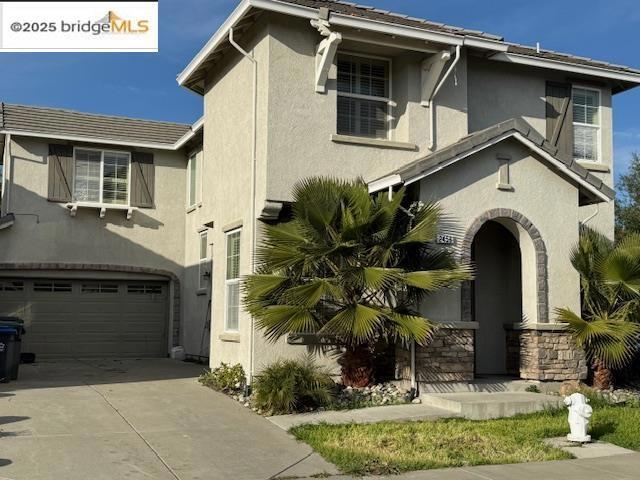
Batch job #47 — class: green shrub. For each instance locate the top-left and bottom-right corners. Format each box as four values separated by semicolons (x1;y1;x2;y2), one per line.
525;385;541;393
254;357;335;415
199;363;246;394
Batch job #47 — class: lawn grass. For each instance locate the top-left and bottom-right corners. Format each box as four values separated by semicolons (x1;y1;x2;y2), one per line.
291;405;640;475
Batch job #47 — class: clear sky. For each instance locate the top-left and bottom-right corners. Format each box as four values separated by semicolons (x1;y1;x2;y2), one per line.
1;0;638;179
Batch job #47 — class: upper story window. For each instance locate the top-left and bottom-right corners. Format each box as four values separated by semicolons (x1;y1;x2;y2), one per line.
572;87;600;162
225;229;241;332
73;148;130;205
199;230;209;290
337;54;391;139
187;153;199;208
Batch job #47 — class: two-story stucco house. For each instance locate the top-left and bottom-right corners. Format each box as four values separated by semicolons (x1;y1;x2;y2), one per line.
1;0;639;390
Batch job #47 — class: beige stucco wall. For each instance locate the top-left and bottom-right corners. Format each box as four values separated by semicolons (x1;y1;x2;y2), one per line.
1;136;186;276
264;13;468;202
467;56;615;237
418;139;582;326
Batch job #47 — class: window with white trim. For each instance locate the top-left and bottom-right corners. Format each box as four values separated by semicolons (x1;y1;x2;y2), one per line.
199;230;210;290
73;148;130;205
225;229;241;332
337;54;391;139
572;87;600;162
187;153;199;208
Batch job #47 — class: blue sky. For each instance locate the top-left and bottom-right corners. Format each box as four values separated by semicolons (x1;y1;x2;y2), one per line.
1;0;638;180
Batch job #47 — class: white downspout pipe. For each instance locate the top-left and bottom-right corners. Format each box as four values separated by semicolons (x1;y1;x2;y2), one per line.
229;28;258;387
427;45;461;150
388;186;417;394
1;134;11;216
581;204;600;226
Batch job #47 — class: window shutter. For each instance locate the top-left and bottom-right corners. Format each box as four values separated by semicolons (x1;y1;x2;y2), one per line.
545;82;573;159
47;144;74;202
130;151;155;208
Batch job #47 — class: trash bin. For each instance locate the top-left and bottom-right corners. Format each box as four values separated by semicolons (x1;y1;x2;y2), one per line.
0;326;19;383
0;317;24;381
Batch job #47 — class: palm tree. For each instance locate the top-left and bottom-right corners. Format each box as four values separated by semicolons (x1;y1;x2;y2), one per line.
555;226;640;389
244;177;472;387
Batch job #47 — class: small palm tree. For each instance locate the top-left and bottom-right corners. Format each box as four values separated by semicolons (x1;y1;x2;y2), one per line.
555;226;640;389
244;177;472;387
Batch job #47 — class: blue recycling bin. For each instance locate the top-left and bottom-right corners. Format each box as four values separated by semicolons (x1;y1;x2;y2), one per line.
0;326;20;383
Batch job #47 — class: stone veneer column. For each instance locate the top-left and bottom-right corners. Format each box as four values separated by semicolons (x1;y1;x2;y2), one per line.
506;325;587;381
395;323;476;383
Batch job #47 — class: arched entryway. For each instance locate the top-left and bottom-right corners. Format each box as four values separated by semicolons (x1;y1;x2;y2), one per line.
472;221;522;375
460;209;548;378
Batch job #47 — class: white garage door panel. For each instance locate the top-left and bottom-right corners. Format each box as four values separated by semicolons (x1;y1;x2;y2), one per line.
0;278;168;358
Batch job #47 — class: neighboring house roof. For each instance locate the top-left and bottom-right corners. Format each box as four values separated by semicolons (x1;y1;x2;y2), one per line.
0;103;200;150
178;0;640;94
368;118;615;205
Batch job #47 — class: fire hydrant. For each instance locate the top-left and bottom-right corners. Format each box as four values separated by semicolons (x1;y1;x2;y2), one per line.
564;392;593;442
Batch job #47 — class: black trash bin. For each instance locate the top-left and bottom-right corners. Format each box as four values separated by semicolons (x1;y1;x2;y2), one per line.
0;317;24;381
0;326;19;383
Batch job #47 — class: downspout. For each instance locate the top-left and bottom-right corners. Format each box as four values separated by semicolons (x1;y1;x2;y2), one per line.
388;186;417;395
1;134;11;217
229;28;258;387
427;45;461;150
580;204;599;226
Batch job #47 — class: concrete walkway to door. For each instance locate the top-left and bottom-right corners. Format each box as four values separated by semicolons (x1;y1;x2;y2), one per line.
0;358;337;480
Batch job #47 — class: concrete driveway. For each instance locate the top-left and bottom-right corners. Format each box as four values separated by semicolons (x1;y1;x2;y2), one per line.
0;358;337;480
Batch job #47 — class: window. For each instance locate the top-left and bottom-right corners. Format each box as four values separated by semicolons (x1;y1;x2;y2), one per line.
33;281;72;293
337;54;391;139
0;280;24;292
572;87;600;162
225;229;241;331
199;231;210;290
127;284;163;295
73;148;130;205
81;283;119;294
187;153;199;208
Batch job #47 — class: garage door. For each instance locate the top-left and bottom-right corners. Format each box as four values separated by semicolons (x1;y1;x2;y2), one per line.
0;278;169;358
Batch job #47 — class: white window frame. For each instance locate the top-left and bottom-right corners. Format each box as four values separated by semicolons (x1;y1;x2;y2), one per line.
72;146;132;206
198;230;209;290
224;228;241;333
336;51;394;141
187;152;199;210
572;85;602;163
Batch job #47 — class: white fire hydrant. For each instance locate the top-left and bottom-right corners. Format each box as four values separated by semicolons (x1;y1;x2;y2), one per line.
564;392;593;442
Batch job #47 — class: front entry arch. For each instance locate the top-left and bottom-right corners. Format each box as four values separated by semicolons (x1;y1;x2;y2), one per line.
460;209;548;376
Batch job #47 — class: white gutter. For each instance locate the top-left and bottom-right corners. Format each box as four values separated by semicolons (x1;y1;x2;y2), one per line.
427;45;461;150
174;116;204;150
228;27;259;386
490;52;640;85
581;204;600;226
1;134;11;216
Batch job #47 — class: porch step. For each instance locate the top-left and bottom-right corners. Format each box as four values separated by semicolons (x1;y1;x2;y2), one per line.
419;392;564;420
420;378;542;394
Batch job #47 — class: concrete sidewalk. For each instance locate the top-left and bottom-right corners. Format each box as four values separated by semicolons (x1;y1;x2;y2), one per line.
0;359;337;480
268;403;458;430
328;453;640;479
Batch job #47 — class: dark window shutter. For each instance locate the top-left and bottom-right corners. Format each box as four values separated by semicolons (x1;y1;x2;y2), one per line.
130;151;155;208
545;82;573;159
47;144;74;202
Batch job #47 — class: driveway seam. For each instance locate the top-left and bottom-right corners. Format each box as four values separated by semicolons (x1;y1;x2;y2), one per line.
83;381;182;480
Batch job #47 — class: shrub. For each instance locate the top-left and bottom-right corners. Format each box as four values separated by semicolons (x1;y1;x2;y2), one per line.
525;385;541;393
253;357;335;415
199;363;246;394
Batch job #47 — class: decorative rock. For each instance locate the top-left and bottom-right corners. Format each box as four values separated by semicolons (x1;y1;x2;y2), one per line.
411;398;422;404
